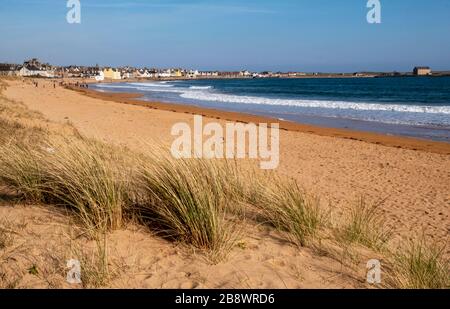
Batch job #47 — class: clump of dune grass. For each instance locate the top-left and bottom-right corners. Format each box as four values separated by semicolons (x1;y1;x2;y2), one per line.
135;155;237;260
0;118;46;145
339;198;391;251
0;118;24;143
217;165;269;207
65;229;116;288
252;179;325;247
199;159;258;217
43;139;130;232
388;238;449;289
0;137;131;233
0;143;46;202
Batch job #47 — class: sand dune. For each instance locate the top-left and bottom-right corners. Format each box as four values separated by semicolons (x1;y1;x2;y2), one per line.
4;79;449;244
1;79;448;288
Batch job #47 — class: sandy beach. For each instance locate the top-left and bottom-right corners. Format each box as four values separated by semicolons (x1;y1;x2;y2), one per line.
5;79;450;241
1;78;449;288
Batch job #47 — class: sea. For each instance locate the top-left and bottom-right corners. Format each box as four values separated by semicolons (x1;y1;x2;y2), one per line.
90;77;450;142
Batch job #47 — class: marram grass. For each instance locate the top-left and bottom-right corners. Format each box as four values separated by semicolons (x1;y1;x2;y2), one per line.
339;198;392;251
0;137;130;232
249;178;325;247
388;238;449;289
135;155;237;260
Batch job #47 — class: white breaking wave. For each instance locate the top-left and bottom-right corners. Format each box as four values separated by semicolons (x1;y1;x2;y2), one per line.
180;91;450;115
127;82;174;88
94;83;175;90
189;86;213;90
93;83;450;115
94;84;133;89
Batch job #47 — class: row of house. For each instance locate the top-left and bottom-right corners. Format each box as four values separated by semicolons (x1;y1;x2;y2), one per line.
0;64;19;76
99;68;170;80
7;58;374;80
97;68;235;80
0;59;57;78
0;63;301;80
1;58;260;80
79;67;256;80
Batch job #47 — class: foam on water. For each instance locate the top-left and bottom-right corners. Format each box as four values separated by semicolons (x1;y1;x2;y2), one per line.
91;81;450;135
189;86;213;90
128;82;174;88
97;82;450;115
179;91;450;114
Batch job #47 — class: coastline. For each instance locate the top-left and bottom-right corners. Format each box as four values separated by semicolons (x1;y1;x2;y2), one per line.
74;86;450;155
3;0;450;290
3;78;450;245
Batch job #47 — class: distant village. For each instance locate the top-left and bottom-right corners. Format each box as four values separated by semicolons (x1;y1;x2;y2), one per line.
0;58;296;80
0;58;447;80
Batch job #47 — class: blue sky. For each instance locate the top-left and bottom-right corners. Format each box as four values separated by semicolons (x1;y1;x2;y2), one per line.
1;0;449;72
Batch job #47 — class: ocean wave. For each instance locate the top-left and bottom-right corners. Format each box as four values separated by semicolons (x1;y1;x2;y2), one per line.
180;91;450;115
93;83;450;115
137;87;187;93
127;82;174;88
189;86;213;90
94;84;133;89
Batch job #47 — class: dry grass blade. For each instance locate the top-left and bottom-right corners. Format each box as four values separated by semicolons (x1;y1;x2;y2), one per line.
0;136;131;233
251;179;325;247
136;155;237;260
339;198;392;251
42;139;130;232
388;237;449;289
0;143;46;202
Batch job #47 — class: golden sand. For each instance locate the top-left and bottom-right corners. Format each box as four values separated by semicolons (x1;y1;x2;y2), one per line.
1;78;448;288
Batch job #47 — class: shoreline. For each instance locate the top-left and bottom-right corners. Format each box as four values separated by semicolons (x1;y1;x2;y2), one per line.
1;78;449;289
72;86;450;155
4;78;449;247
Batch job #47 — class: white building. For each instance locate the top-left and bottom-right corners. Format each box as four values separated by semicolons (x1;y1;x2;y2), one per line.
18;66;55;78
121;71;135;79
93;71;105;81
136;69;151;78
198;71;219;77
158;70;171;78
187;70;199;78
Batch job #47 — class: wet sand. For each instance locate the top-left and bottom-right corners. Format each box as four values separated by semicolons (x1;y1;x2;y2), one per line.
74;86;450;155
